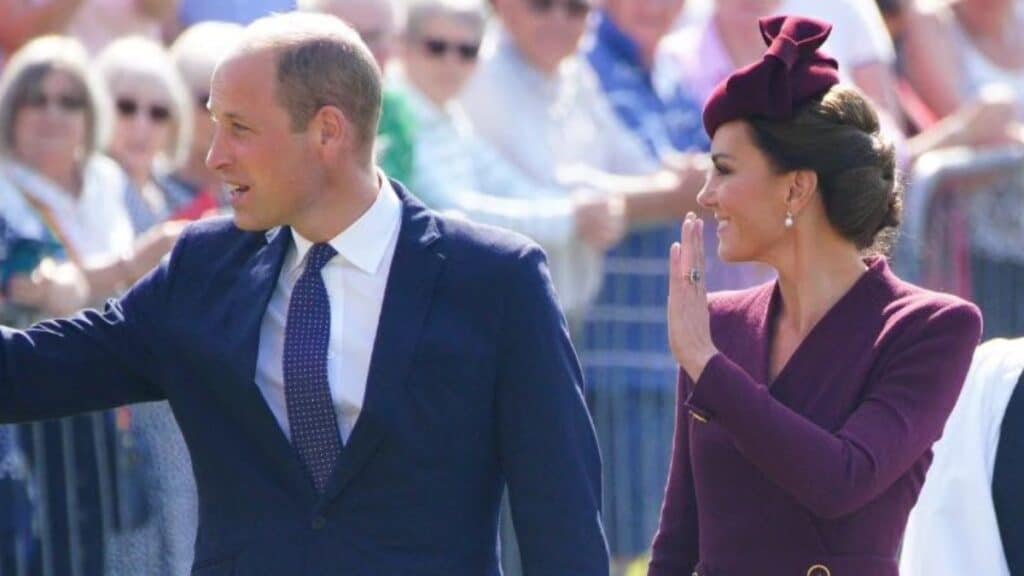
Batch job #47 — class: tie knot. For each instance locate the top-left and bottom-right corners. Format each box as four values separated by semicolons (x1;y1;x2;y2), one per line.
305;243;337;274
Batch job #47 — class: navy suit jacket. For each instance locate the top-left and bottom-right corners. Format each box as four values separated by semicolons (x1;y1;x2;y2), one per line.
0;183;609;575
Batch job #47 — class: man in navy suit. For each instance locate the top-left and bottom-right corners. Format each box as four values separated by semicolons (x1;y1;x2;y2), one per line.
0;12;608;575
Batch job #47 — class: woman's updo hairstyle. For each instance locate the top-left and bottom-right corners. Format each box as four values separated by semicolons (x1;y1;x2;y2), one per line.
749;85;902;252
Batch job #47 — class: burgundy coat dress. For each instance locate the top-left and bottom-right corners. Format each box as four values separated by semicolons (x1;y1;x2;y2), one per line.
649;258;982;576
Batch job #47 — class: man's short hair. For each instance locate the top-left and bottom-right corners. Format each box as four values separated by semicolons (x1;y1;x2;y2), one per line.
242;12;383;150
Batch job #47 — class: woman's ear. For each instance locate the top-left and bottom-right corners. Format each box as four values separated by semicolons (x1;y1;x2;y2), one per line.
786;168;818;216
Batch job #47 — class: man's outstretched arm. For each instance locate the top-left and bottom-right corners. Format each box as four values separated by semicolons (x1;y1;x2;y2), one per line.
0;234;181;423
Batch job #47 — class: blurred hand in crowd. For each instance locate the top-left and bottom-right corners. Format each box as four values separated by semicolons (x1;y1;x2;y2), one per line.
8;259;89;317
573;190;627;251
128;219;188;279
961;86;1024;148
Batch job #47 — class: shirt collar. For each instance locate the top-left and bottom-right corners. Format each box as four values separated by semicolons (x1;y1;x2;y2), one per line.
593;12;646;71
289;173;402;276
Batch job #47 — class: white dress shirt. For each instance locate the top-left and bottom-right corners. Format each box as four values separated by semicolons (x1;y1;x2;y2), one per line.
255;176;402;443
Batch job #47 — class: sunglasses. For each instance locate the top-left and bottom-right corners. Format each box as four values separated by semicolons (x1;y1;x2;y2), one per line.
526;0;592;18
421;38;481;61
22;92;87;113
116;97;171;123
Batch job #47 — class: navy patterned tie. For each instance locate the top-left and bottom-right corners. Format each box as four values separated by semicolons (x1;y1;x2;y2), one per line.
284;242;343;493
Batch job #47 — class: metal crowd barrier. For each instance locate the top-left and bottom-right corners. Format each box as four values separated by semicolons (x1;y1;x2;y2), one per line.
897;146;1024;281
895;145;1024;337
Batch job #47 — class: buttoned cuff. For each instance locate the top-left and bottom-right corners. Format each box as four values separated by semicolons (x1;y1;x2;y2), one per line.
683;352;763;426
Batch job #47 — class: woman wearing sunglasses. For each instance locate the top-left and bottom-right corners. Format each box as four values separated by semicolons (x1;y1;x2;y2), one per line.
97;36;195;237
650;16;981;576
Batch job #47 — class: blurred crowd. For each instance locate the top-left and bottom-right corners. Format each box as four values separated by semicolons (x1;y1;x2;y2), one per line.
0;0;1022;574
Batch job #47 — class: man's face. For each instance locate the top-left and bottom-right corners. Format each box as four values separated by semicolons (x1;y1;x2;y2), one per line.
318;0;396;69
206;50;320;231
493;0;592;75
605;0;685;55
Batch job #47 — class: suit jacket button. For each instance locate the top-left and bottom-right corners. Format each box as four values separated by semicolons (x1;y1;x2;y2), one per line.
806;565;831;576
311;515;327;530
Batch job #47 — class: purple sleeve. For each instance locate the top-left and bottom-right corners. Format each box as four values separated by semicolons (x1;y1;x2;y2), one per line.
685;302;981;519
648;371;699;575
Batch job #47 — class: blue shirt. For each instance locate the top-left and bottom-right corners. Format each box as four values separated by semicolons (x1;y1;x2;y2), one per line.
585;12;708;161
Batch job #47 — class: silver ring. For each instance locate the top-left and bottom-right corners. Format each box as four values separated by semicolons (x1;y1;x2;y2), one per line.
688;268;702;284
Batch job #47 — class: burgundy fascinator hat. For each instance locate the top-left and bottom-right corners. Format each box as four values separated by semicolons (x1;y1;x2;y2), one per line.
702;15;840;138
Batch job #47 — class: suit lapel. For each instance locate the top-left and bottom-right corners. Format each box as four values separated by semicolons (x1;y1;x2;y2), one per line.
217;227;318;505
322;184;444;504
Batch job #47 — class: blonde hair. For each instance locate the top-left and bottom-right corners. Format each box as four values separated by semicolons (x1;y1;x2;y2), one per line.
96;36;194;172
0;35;112;158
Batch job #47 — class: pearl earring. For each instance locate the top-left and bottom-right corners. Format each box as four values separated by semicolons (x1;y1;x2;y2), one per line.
784;211;794;229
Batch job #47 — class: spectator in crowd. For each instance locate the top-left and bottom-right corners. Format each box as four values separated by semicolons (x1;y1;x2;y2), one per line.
578;0;757;565
651;17;981;574
397;0;624;258
66;0;178;54
901;337;1024;576
462;0;706;325
94;35;200;576
0;35;179;576
298;0;418;184
97;36;194;234
899;0;1024;337
167;21;245;217
0;0;83;63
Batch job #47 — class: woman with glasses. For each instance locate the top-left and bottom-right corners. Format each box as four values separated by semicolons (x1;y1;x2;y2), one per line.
0;35;180;576
97;36;195;236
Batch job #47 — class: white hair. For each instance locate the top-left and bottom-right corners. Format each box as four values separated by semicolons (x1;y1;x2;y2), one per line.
96;36;194;173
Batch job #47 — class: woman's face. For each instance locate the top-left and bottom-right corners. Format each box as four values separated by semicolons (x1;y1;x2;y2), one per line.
697;120;793;263
403;15;483;105
107;73;174;180
12;69;89;171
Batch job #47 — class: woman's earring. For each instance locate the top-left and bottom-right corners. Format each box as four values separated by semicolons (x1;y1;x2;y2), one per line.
784;211;794;229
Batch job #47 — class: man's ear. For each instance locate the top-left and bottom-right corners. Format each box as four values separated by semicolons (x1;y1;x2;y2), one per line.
310;105;354;155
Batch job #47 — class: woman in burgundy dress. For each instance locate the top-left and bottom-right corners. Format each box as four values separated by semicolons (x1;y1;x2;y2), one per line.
649;15;982;576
